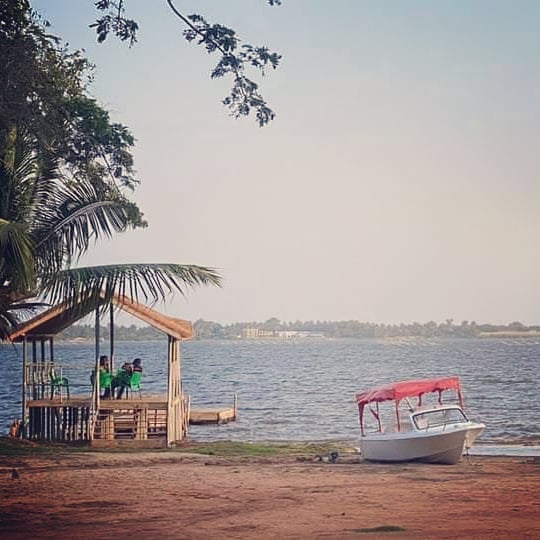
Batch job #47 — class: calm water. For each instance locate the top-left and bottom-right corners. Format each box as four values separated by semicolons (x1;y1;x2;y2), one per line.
0;338;539;445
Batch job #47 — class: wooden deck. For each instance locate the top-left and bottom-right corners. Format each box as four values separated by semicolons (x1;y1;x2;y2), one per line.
27;395;237;425
189;407;237;425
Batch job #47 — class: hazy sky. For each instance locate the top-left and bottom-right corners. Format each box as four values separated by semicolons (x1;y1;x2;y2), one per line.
34;1;539;325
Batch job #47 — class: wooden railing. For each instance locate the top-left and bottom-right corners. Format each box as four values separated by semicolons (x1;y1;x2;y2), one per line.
24;362;69;400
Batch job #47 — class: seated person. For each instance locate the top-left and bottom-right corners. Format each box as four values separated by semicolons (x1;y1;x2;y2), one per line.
116;359;142;399
132;358;143;374
91;355;112;398
99;356;113;398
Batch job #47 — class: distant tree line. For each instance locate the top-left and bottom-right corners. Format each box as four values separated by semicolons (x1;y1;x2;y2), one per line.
59;324;162;341
194;318;540;339
58;318;540;341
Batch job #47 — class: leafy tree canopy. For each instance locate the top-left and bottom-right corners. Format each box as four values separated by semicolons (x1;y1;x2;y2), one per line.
0;0;142;200
0;1;221;339
91;0;282;126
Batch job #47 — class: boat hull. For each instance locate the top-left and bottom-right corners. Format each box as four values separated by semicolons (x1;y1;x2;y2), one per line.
360;423;485;465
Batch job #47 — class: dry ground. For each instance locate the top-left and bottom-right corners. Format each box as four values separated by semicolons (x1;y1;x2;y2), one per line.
1;451;539;539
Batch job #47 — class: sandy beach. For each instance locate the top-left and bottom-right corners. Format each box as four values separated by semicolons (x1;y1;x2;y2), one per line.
0;449;539;539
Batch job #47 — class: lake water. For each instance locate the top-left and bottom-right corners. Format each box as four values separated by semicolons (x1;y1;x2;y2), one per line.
0;337;539;447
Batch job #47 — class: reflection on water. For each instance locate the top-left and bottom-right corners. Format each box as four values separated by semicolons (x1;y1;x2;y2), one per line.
0;338;539;445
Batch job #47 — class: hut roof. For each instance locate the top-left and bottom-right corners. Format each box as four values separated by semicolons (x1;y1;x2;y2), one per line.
8;294;194;342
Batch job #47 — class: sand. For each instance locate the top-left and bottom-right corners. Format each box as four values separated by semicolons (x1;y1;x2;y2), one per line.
0;451;539;539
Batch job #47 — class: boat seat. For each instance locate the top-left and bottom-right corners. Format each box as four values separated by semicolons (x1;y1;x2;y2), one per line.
395;416;413;432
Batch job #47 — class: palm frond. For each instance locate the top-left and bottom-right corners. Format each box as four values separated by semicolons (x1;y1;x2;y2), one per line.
0;133;38;222
40;263;222;312
0;220;35;292
0;300;46;341
0;308;20;341
33;177;135;273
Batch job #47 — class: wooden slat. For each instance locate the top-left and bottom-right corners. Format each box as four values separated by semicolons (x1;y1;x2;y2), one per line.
189;407;237;425
27;396;237;431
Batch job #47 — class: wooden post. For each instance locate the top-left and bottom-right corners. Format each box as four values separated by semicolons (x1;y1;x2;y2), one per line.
95;307;100;399
40;339;45;400
21;337;27;438
166;335;183;446
166;336;173;446
103;412;114;440
135;407;148;440
109;302;115;372
184;394;191;437
40;339;46;436
32;340;37;400
179;338;185;441
90;308;101;441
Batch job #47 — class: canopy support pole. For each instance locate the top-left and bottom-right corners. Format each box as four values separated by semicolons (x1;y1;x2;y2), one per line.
21;337;27;437
93;308;100;412
109;302;115;372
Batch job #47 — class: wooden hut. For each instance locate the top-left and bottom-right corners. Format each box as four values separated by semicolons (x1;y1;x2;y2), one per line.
8;294;194;448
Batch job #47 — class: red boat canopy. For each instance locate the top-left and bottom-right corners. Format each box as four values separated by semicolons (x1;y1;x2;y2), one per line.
356;377;463;434
356;377;462;407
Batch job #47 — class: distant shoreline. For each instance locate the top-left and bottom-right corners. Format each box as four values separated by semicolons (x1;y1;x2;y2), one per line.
477;330;540;338
53;320;540;342
53;332;540;343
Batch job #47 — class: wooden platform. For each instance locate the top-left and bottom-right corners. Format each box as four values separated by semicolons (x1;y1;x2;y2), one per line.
27;395;237;425
189;407;237;425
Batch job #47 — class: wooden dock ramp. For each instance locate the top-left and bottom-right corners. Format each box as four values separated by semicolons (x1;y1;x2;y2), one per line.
190;393;238;425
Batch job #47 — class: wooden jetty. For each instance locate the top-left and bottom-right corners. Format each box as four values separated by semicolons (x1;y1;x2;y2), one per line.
25;394;237;447
189;394;238;425
8;293;237;448
22;391;238;448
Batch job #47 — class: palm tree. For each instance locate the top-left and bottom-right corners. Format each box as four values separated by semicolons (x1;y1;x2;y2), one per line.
0;4;221;340
0;130;221;340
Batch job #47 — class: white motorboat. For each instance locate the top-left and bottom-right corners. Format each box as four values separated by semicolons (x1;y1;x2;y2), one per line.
356;377;485;465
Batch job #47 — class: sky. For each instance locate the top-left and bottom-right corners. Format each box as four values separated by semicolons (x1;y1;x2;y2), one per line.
33;1;540;325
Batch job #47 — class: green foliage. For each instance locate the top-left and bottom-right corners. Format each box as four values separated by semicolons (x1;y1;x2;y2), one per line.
0;1;141;209
174;440;353;457
91;0;282;126
42;263;221;315
191;319;540;340
59;323;162;342
0;437;352;458
0;128;222;337
91;0;140;46
61;95;138;191
0;436;76;456
59;319;539;342
0;3;222;339
0;130;140;311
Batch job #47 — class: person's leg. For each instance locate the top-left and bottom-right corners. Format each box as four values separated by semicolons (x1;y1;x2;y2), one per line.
116;385;125;399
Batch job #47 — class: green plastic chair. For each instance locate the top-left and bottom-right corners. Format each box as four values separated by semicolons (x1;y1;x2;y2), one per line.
128;371;142;398
99;371;114;398
50;370;69;399
114;368;131;399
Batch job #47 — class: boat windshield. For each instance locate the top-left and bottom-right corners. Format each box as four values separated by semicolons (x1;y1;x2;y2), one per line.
412;407;469;430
